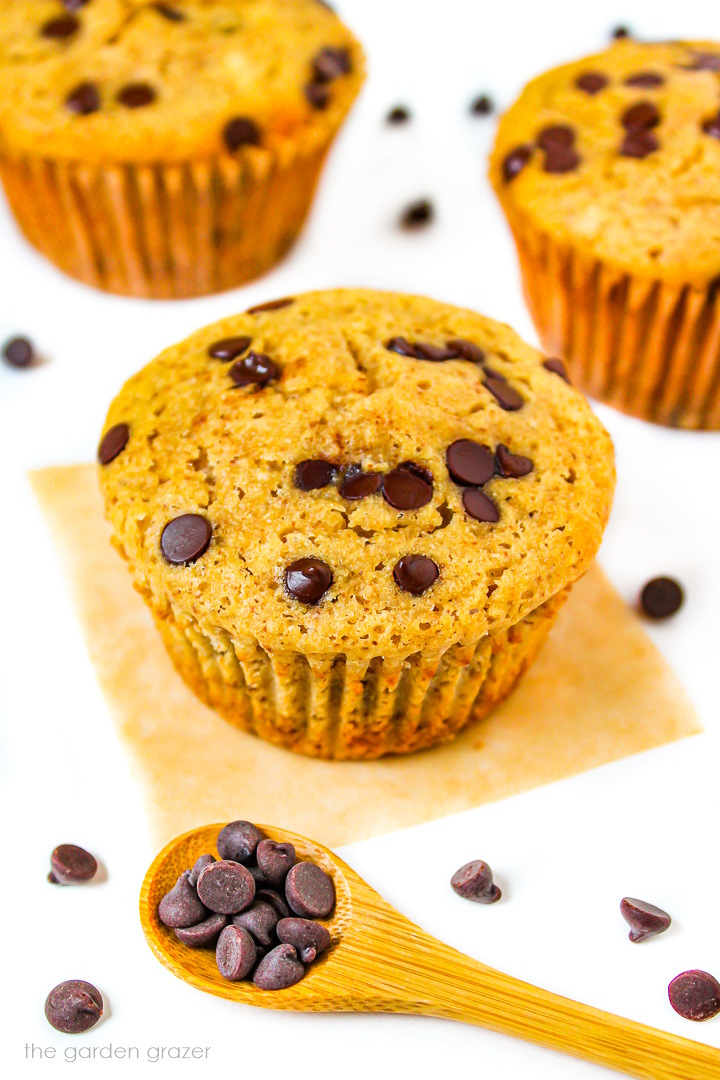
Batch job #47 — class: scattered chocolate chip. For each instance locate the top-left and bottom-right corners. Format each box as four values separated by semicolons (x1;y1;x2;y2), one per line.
543;357;570;382
247;297;294;314
612;25;630;39
537;124;575;150
196;860;256;915
339;466;382;500
175;912;227;947
65;81;100;115
575;72;609;94
683;52;720;72
216;925;257;980
502;145;533;182
385;336;418;357
45;981;103;1034
277;917;331;963
257;888;291;919
399;198;434;229
701;111;720;139
97;422;129;465
621;129;659;157
285;558;333;604
625;72;665;88
188;854;216;888
312;47;351;81
285;862;335;918
158;873;209;928
217;821;263;864
668;971;720;1021
117;83;156;108
483;376;524;410
223;117;261;152
62;0;90;9
393;554;439;595
50;844;98;885
543;145;581;174
41;16;79;39
470;94;494;116
257;840;296;887
160;514;212;565
229;351;279;388
253;943;304;989
413;342;460;361
294;460;336;490
495;444;533;478
622;101;660;130
208;335;252;361
446;338;485;363
639;576;684;619
233;900;280;947
462;488;499;523
386;104;410;124
305;81;330;109
446;439;494;486
382;462;433;510
153;2;186;20
2;336;34;368
620;897;672;943
451;860;501;904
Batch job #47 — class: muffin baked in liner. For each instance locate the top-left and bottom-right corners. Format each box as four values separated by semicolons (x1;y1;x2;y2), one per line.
99;290;615;760
0;1;363;299
491;39;720;430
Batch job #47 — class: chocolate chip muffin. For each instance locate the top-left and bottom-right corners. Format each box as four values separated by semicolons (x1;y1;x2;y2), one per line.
0;1;363;298
98;289;615;759
491;38;720;429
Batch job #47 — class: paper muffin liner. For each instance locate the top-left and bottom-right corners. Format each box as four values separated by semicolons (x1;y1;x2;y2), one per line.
148;585;571;761
0;122;334;299
503;206;720;430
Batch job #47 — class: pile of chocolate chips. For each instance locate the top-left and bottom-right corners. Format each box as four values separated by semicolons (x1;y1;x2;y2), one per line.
158;821;335;990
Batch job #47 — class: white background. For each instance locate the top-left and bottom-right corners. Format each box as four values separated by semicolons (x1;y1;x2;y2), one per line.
1;1;719;1075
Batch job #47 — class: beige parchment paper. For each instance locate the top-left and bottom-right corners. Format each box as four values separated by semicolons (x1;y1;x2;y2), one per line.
31;464;701;850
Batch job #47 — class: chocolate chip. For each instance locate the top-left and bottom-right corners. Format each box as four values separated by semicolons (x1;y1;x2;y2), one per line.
229;351;279;387
153;2;186;20
622;101;660;130
399;198;434;229
575;72;608;94
2;336;34;368
50;844;97;885
277;917;331;963
621;130;659;157
41;16;79;39
543;145;581;173
45;981;103;1034
233;899;280;947
683;52;720;72
217;820;263;864
312;47;352;81
543;357;570;382
462;488;499;523
483;376;524;410
65;81;100;115
175;913;227;947
451;860;501;904
502;145;533;182
294;460;336;490
158;873;209;928
256;840;296;886
223;117;261;152
495;444;533;478
620;897;671;943
197;860;256;915
382;463;433;510
393;554;439;595
413;342;460;361
97;422;129;465
385;336;418;357
216;925;257;980
387;105;411;124
188;854;216;888
639;576;684;619
285;558;333;604
446;338;485;363
160;514;212;565
612;25;630;39
257;888;291;919
117;83;156;108
253;944;305;989
305;81;331;109
537;124;575;150
208;335;252;361
668;971;720;1021
285;862;335;918
625;72;665;88
339;466;382;500
246;297;294;314
62;0;90;8
446;439;494;486
470;94;494;116
702;111;720;139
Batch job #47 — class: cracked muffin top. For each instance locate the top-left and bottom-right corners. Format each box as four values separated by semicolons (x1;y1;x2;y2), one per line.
98;289;615;659
0;0;363;163
491;38;720;286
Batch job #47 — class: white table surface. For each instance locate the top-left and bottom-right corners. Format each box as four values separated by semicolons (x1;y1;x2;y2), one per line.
2;1;719;1075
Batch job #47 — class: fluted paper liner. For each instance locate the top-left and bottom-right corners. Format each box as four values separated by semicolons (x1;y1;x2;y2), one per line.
31;465;700;847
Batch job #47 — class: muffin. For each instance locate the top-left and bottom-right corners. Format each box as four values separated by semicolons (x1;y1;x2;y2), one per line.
98;289;615;760
491;38;720;429
0;1;363;298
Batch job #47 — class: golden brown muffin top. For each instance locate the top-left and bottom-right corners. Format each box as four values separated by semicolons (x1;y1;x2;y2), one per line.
0;0;363;163
491;39;720;286
99;290;615;660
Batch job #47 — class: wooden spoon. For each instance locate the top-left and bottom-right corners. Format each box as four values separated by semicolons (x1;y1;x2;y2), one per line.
140;824;720;1079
